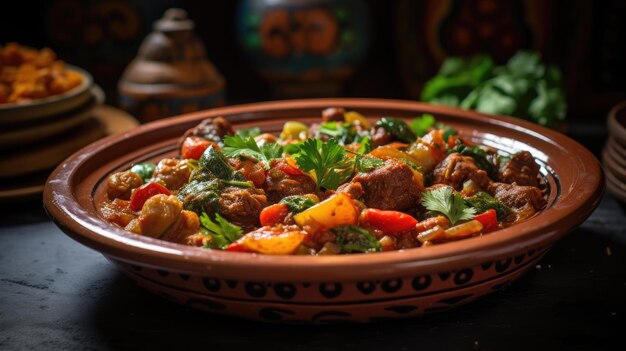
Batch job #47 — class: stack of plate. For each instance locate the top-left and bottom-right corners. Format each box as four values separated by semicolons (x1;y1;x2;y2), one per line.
603;101;626;203
0;66;139;201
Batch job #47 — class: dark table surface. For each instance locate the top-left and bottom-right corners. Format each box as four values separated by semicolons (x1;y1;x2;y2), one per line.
1;121;625;351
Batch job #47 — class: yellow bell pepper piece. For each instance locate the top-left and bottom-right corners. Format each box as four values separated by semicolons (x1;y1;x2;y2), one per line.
280;121;309;141
241;230;306;255
293;193;358;230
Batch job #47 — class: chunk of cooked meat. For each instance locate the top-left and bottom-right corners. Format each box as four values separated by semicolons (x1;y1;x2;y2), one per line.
322;107;345;122
499;151;541;187
138;194;183;238
488;182;546;221
263;160;316;203
432;153;490;190
106;170;144;200
343;160;423;211
152;158;192;190
100;199;136;227
179;116;234;145
219;186;267;227
336;181;364;200
228;158;266;187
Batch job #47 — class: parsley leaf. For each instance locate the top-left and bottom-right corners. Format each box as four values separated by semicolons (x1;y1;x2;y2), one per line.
222;135;283;168
292;138;353;190
200;212;243;250
421;187;475;225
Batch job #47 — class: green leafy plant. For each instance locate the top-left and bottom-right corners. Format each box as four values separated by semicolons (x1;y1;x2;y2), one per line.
422;51;566;128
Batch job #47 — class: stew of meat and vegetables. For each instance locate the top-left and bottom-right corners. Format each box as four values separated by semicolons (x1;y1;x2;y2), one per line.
99;109;546;255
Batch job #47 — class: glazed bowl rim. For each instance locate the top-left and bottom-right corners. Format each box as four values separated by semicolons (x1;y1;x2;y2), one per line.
44;98;604;281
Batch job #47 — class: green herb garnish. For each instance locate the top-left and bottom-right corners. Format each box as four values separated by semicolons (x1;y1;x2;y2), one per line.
465;192;510;221
291;138;353;190
422;187;475;225
222;135;283;168
200;212;243;250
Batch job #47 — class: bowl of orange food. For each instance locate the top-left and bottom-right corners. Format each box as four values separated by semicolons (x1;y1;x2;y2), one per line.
0;43;93;124
44;99;604;323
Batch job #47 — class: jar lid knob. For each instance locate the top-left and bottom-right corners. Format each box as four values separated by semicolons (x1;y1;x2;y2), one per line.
154;8;194;32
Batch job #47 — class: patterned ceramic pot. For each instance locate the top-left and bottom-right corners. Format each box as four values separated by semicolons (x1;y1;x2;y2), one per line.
236;0;368;97
44;99;603;323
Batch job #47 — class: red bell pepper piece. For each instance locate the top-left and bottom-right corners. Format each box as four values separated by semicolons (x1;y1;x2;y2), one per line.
359;208;418;233
473;209;499;233
259;203;290;226
129;182;171;211
276;159;305;176
181;136;214;160
225;242;252;252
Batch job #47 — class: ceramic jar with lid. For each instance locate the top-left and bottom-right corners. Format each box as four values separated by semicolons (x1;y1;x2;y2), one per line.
118;8;225;122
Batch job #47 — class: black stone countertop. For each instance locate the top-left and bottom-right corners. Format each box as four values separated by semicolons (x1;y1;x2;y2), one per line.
1;121;625;350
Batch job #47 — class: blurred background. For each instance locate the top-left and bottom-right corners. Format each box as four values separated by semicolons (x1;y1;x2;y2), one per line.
1;0;624;119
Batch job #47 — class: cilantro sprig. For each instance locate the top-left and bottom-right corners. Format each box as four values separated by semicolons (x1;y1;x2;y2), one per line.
200;212;243;250
222;135;283;168
422;187;475;225
291;138;353;190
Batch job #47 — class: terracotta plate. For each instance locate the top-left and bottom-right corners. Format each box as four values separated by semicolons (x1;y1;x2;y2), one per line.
44;99;604;323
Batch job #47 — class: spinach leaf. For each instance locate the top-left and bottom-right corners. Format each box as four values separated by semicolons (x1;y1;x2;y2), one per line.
331;225;382;253
177;179;221;214
375;117;416;143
